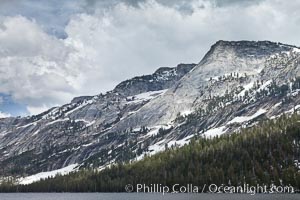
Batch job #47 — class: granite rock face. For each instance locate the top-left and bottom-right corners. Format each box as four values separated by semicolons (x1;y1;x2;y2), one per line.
113;63;196;96
1;40;300;179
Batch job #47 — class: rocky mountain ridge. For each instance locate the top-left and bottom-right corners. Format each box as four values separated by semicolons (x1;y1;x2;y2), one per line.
1;40;300;184
0;62;195;179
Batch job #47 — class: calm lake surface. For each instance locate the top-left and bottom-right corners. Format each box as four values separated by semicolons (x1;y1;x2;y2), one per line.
0;193;299;200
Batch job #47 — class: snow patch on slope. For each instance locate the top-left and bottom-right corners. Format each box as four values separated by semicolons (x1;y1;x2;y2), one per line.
65;99;95;116
167;134;195;147
18;164;78;185
135;133;196;161
180;110;193;116
46;118;69;126
238;82;254;97
256;80;272;93
293;48;300;53
202;126;227;138
126;89;168;104
228;109;267;124
285;105;300;114
142;124;173;137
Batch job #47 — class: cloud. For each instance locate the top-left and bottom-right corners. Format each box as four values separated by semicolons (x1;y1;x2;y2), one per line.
0;16;77;114
27;105;50;116
62;0;300;90
0;111;11;118
0;0;265;38
0;0;299;115
0;0;85;38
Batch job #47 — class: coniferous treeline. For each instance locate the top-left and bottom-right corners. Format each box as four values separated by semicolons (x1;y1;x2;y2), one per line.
1;113;300;192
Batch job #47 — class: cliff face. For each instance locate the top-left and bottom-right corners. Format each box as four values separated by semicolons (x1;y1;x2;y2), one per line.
1;40;300;182
0;62;195;176
113;63;196;96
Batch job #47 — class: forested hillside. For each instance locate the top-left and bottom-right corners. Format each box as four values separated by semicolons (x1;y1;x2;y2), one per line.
1;113;300;192
1;41;300;180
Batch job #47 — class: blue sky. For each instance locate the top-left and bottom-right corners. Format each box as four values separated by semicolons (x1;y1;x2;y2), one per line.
0;93;28;116
0;0;299;117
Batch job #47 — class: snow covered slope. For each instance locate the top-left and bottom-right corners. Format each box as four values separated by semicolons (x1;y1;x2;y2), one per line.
110;41;296;129
1;40;300;182
0;63;195;177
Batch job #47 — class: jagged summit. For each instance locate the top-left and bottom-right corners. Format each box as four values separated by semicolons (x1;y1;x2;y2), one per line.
71;96;93;104
212;40;296;49
63;64;196;108
110;40;300;130
1;40;300;183
215;40;279;46
200;40;294;66
113;63;196;96
154;63;196;74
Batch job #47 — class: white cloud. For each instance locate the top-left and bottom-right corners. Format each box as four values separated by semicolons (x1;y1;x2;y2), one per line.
27;105;50;115
0;0;299;115
63;0;300;93
0;16;78;114
0;111;11;118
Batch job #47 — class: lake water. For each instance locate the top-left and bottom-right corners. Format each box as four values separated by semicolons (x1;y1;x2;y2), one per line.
0;193;299;200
